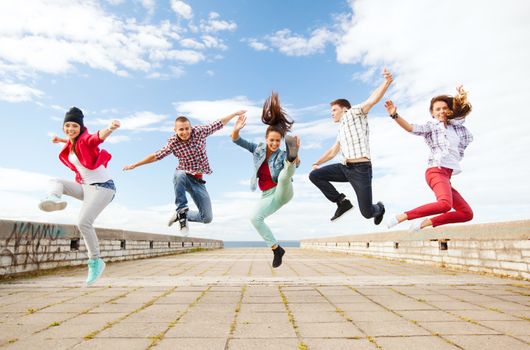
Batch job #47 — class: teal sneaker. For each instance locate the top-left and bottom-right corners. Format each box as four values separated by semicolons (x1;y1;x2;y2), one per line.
86;258;106;286
38;195;67;212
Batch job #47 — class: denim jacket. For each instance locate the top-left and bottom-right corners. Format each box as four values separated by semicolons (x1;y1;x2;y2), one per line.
233;136;287;191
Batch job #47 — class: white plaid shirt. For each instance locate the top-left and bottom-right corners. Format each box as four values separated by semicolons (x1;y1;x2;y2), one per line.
337;105;371;161
411;118;473;173
154;120;223;175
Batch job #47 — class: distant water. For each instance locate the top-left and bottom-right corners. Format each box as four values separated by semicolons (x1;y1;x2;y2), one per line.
223;240;300;248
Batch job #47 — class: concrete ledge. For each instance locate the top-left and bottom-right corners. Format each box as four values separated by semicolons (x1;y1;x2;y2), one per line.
0;219;223;278
301;220;530;280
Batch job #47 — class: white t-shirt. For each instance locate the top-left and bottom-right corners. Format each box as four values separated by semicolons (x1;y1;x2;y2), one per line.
440;125;461;173
68;152;111;184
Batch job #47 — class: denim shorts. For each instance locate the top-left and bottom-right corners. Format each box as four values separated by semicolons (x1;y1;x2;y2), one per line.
91;179;116;191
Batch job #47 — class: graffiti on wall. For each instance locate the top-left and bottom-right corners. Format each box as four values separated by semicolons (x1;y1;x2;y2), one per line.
0;221;69;270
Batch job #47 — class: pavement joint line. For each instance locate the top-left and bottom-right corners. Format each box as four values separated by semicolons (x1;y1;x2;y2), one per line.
278;285;308;350
0;285;78;310
82;286;178;341
314;286;381;349
147;285;212;349
224;284;247;350
351;286;466;350
394;286;530;347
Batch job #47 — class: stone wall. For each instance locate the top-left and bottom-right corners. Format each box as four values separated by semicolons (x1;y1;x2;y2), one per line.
301;220;530;280
0;219;223;277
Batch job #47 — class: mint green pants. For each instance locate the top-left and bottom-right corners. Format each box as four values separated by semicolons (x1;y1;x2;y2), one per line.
250;160;296;247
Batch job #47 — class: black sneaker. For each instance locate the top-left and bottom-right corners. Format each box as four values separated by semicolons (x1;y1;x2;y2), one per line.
284;135;298;162
330;199;353;221
178;210;189;236
272;245;285;268
374;201;385;225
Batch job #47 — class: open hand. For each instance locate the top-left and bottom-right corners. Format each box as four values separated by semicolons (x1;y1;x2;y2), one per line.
122;164;135;171
384;100;396;115
234;115;247;131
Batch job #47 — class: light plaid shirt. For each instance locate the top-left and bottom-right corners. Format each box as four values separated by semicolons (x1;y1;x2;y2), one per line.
337;105;371;161
154;120;223;175
411;118;473;173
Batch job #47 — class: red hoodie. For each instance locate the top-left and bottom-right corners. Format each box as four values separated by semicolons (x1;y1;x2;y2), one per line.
59;128;112;184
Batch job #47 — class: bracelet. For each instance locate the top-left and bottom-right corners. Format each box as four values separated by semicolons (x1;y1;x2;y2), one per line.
390;112;399;119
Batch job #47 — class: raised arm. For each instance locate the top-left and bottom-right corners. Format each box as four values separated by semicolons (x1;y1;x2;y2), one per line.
123;154;158;171
231;114;246;141
361;68;393;114
384;100;413;132
311;142;340;170
98;120;120;141
220;110;247;126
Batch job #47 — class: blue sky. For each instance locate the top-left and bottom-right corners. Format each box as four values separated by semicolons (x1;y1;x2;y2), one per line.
1;0;529;241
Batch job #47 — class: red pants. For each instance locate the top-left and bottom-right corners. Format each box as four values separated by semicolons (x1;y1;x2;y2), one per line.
406;167;473;227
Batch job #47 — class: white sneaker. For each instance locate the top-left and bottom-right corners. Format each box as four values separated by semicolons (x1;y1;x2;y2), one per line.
38;195;67;212
168;212;178;227
409;221;422;233
386;215;399;229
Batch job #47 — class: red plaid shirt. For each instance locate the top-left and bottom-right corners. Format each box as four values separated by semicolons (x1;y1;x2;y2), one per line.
154;120;223;175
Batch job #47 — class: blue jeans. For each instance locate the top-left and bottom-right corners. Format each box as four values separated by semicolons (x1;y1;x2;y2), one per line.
173;170;212;223
309;162;382;219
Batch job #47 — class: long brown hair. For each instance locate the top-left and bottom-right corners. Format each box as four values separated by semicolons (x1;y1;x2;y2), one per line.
429;94;472;120
261;92;293;137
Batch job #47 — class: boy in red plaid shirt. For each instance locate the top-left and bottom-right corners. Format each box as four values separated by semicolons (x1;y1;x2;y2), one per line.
124;110;246;234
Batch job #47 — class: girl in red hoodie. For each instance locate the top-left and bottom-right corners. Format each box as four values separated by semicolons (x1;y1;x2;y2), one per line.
39;107;120;286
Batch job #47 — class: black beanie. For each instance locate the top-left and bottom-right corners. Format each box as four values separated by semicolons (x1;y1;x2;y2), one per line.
64;107;84;128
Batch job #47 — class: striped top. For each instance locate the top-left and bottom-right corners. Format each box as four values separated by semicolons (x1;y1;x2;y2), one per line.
337;105;370;161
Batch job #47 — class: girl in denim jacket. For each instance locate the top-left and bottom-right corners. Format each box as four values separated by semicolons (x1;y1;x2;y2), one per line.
231;92;300;268
39;107;120;286
384;86;474;231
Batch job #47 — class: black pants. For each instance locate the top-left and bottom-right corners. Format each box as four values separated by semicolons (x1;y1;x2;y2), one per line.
309;162;381;219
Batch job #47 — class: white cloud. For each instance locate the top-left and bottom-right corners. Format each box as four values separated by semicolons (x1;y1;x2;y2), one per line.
0;0;232;96
244;39;270;52
267;28;337;56
0;81;43;102
140;0;156;16
92;111;169;131
199;12;237;33
171;0;193;20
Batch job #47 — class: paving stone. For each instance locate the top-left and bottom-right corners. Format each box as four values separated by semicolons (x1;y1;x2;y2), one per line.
237;311;289;324
345;310;403;322
375;335;460;350
445;335;530;350
3;337;81;350
73;338;152;349
95;321;169;338
302;338;378;350
479;320;530;335
355;320;431;337
165;321;232;338
153;337;227;350
418;321;500;335
233;322;296;338
396;310;460;322
227;338;299;350
297;322;364;338
291;311;345;323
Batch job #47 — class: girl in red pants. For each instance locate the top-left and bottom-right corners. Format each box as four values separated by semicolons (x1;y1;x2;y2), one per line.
384;86;474;231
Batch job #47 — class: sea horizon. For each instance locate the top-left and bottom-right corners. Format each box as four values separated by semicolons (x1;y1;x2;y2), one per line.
223;240;300;248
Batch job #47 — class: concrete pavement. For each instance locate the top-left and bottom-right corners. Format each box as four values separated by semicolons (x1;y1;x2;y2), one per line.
1;248;529;349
